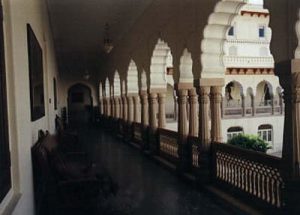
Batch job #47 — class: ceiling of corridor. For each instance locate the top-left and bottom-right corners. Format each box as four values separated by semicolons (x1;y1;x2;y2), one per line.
46;0;153;75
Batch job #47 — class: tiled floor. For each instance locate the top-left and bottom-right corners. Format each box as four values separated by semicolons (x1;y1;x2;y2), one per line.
78;125;242;215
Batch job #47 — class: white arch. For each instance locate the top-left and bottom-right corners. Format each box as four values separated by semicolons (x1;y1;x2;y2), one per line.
201;0;273;78
295;9;300;59
105;78;110;97
222;80;244;97
255;80;274;100
127;60;139;94
140;70;147;91
179;48;193;84
113;71;121;97
150;38;172;89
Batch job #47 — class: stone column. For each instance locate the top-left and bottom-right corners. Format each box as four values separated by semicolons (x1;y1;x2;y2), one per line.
251;95;256;116
177;89;188;138
118;97;122;118
149;93;158;129
271;98;275;115
110;98;115;118
241;95;246;117
210;86;223;143
122;96;127;121
221;97;224;118
279;94;284;115
99;98;103;115
276;60;300;179
275;61;300;215
127;96;134;123
133;96;141;123
149;93;158;152
106;98;111;116
197;86;210;150
177;89;190;172
140;92;149;126
158;93;166;128
114;97;120;118
189;88;198;137
102;98;106;116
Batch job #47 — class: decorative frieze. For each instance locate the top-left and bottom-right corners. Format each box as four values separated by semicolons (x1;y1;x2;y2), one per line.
226;68;274;75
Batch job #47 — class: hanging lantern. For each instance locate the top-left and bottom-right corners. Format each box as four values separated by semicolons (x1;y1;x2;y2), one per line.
103;23;113;53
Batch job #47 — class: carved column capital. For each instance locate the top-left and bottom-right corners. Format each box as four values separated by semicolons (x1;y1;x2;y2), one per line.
149;93;158;105
188;88;198;104
177;89;188;105
197;86;210;104
210;86;223;103
140;93;148;104
158;93;166;103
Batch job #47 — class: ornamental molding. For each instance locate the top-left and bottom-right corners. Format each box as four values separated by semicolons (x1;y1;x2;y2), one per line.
226;68;274;75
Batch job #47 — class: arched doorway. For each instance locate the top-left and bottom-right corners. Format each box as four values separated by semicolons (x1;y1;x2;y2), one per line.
67;83;93;125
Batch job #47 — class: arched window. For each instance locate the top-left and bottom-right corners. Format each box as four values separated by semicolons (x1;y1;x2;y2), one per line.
228;26;234;36
258;124;273;144
259;26;265;38
225;81;243;107
256;81;273;106
227;127;244;140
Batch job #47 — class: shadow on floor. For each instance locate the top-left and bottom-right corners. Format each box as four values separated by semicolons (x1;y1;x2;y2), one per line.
76;125;245;215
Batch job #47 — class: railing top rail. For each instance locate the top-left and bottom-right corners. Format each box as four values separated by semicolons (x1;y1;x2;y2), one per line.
188;136;200;144
132;122;142;127
212;142;282;168
158;128;179;137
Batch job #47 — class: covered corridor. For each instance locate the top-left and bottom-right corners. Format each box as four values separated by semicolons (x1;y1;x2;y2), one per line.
1;0;300;214
78;125;237;215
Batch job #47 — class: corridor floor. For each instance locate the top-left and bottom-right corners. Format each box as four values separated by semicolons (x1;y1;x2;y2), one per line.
78;125;243;215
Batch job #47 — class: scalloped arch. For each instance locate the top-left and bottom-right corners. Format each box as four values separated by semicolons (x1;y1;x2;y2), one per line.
127;60;139;94
140;70;147;91
113;71;121;97
150;38;172;89
179;48;193;84
201;0;272;78
105;78;110;97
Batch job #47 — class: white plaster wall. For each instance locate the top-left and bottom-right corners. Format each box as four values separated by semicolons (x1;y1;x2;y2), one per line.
223;11;274;68
0;0;61;214
221;115;284;153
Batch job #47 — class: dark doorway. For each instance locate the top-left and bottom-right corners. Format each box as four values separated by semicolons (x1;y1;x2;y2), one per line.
67;84;93;125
